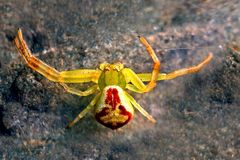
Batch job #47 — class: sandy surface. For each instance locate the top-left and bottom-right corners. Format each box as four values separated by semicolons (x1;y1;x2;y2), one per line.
0;0;240;159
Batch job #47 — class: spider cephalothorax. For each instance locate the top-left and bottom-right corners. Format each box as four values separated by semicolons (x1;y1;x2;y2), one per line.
98;63;126;90
14;29;212;130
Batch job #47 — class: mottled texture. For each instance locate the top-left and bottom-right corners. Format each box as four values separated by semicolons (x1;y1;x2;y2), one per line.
0;0;240;159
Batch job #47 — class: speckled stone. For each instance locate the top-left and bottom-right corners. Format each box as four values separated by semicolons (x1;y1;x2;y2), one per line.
0;0;240;159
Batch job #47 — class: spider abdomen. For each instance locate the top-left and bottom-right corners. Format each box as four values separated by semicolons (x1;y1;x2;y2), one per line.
95;85;134;129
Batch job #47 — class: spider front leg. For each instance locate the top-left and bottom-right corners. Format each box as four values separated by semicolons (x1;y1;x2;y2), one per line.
14;28;101;84
66;93;101;128
137;53;213;81
138;36;160;92
122;36;160;93
14;29;60;81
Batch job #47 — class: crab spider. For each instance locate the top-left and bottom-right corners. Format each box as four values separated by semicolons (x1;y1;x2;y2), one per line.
14;29;213;130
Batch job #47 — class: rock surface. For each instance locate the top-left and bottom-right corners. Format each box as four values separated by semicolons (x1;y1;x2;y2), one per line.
0;0;240;159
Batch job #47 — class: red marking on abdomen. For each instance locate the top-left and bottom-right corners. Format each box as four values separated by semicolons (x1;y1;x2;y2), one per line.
95;105;133;130
95;87;133;129
118;105;133;126
105;88;120;109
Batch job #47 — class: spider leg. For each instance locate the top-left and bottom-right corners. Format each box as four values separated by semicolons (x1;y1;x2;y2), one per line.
137;53;213;81
14;29;60;81
14;28;101;83
59;70;100;83
122;68;148;93
138;36;160;92
124;92;156;123
60;83;99;96
121;37;160;93
66;93;101;128
125;84;146;93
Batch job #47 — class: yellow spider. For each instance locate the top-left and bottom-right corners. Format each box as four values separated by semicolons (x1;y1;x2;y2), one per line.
14;29;213;130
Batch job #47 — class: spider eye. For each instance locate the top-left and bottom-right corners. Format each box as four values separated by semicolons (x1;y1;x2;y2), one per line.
113;63;124;71
99;63;109;70
105;66;111;71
